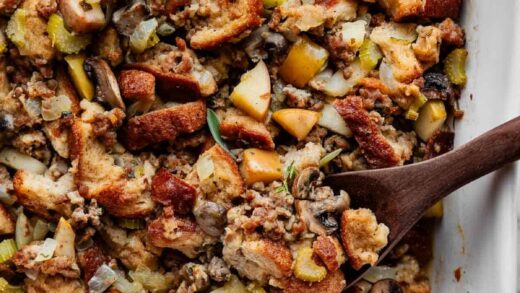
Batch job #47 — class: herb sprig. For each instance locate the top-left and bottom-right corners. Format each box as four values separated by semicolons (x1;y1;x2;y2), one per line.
207;109;237;160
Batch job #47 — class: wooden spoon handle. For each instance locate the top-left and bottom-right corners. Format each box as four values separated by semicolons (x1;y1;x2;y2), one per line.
422;116;520;205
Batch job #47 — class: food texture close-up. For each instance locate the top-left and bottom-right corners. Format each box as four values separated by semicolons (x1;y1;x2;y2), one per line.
0;0;470;292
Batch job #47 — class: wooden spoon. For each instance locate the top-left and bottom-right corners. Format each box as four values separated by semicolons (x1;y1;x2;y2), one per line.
324;116;520;288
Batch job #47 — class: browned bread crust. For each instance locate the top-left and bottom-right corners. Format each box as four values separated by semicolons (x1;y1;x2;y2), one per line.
189;0;263;50
220;111;275;150
281;269;346;293
334;97;400;168
118;69;155;101
151;168;196;214
121;100;206;151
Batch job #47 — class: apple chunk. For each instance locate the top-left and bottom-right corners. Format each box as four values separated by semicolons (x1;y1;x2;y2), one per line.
273;109;320;141
240;148;283;185
229;60;271;121
318;104;352;137
414;100;447;141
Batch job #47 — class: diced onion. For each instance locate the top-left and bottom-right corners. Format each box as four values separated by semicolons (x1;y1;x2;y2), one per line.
157;22;175;36
363;266;397;283
34;238;57;262
112;271;142;293
0;148;47;174
24;269;39;280
129;266;174;291
32;220;50;241
320;59;370;97
130;18;159;54
22;98;42;118
0;239;17;263
0;185;17;206
41;95;72;121
196;155;215;181
15;211;33;248
339;20;367;52
379;60;399;92
88;264;118;293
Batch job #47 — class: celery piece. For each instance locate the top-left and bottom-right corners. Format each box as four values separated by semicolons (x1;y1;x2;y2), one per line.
444;48;468;86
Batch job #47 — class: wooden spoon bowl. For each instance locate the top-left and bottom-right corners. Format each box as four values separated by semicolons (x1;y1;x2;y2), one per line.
325;116;520;288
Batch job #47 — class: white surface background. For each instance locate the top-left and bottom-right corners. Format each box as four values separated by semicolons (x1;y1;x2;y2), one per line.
429;0;520;292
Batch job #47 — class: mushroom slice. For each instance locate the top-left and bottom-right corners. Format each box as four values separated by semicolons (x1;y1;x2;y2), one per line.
370;279;403;293
59;0;106;33
84;57;125;110
291;167;321;199
112;0;149;36
295;191;350;235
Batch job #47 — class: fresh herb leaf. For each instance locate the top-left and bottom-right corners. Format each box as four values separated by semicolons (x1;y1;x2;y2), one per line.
207;109;237;160
276;161;297;194
319;149;343;168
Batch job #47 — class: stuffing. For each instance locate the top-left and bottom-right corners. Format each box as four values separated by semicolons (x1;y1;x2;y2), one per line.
283;85;311;109
69;119;155;217
382;125;417;165
222;230;293;283
370;22;423;83
334;96;401;168
148;208;216;258
437;18;465;47
43;67;81;159
412;25;442;67
12;130;50;163
188;0;263;50
312;235;346;272
13;0;55;64
118;69;156;101
13;171;75;219
185;145;245;209
424;130;454;160
207;257;231;282
0;0;20;14
121;99;206;151
270;0;357;35
77;244;109;283
282;142;325;173
128;40;217;100
177;262;210;292
94;26;123;67
151;168;196;214
99;223;158;270
0;203;14;235
376;0;422;21
340;208;389;270
219;109;275;150
25;275;85;293
281;269;346;293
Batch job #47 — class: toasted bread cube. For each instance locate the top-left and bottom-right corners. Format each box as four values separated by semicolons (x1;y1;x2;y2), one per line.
151;168;196;214
121;100;206;151
422;0;462;19
340;209;389;270
220;109;275;150
118;70;156;101
189;0;263;49
187;145;245;208
148;211;215;258
13;171;75;220
312;235;346;272
240;149;283;186
223;231;293;283
377;0;423;21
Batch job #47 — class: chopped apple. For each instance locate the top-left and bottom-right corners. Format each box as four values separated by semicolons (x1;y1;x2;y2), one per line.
414;100;447;141
229;60;271;121
272;109;320;141
53;218;75;258
64;54;94;101
240;148;283;185
318;104;352;137
279;37;329;88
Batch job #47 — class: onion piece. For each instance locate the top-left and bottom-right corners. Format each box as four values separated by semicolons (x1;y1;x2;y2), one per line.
34;238;57;262
339;20;367;52
321;59;370;97
128;266;174;291
196;155;215;181
112;271;142;293
0;185;16;206
32;220;49;241
379;60;399;93
88;264;118;293
130;18;158;53
41;95;72;121
363;265;398;283
15;211;33;249
0;148;47;174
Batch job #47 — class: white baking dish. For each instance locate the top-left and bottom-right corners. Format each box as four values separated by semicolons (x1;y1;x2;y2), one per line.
430;0;520;292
